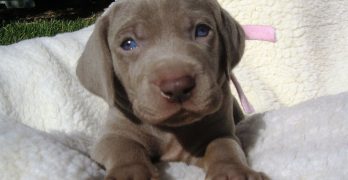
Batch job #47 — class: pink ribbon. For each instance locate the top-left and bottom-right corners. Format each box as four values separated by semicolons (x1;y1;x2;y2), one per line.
230;73;255;114
242;25;277;42
231;25;276;114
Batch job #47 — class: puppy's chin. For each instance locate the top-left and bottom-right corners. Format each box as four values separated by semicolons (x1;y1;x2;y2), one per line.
132;92;223;127
159;110;205;127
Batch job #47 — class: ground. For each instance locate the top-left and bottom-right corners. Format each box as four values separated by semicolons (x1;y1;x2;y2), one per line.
0;0;112;26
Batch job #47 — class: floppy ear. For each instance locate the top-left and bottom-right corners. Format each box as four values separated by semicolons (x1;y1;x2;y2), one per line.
76;10;139;122
76;15;116;105
218;8;245;77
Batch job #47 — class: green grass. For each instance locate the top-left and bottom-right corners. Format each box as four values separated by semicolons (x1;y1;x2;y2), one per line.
0;17;97;45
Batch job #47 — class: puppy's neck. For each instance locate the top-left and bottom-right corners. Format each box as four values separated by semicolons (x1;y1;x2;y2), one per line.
152;92;235;165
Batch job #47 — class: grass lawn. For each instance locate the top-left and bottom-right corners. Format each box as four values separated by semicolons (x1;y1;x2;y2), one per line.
0;17;97;45
0;16;97;45
0;1;110;45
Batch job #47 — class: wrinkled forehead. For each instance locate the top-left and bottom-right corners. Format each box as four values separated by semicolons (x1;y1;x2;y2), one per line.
107;0;221;32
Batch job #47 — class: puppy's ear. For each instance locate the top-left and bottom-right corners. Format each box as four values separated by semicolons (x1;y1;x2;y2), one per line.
76;15;116;105
218;8;245;77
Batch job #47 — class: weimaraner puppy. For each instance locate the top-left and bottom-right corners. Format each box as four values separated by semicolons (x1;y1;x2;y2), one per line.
77;0;267;179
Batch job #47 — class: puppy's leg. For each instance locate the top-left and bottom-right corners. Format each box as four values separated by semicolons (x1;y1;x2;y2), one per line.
92;134;159;180
203;137;268;180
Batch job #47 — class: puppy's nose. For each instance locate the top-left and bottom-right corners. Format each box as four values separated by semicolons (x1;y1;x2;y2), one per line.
159;75;196;103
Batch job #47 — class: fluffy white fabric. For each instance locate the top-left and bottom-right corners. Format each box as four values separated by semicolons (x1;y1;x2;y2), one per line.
0;0;347;179
221;0;348;112
237;92;348;179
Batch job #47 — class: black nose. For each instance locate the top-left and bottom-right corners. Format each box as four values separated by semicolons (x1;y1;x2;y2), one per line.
159;75;196;103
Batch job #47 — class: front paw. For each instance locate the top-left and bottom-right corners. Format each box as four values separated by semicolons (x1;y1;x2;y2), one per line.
105;163;159;180
205;163;268;180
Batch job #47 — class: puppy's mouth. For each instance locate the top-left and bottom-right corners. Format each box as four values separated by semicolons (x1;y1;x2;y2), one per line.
133;96;222;127
141;107;204;127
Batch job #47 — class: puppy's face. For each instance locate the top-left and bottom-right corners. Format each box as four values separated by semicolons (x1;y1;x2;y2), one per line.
77;0;245;127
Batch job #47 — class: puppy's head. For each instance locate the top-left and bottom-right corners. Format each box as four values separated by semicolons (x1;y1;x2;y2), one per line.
77;0;245;127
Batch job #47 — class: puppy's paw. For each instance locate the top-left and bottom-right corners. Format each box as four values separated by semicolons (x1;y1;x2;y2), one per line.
205;163;268;180
105;163;159;180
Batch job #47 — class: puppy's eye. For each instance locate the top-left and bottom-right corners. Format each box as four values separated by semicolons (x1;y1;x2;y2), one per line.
195;24;211;38
121;38;137;51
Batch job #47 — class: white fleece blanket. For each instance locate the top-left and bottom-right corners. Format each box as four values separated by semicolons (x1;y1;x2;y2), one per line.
1;0;348;179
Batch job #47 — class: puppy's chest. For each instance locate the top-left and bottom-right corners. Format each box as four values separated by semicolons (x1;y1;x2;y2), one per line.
159;133;200;165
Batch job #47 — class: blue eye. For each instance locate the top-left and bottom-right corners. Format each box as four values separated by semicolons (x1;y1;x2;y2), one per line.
195;24;211;37
121;38;137;51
